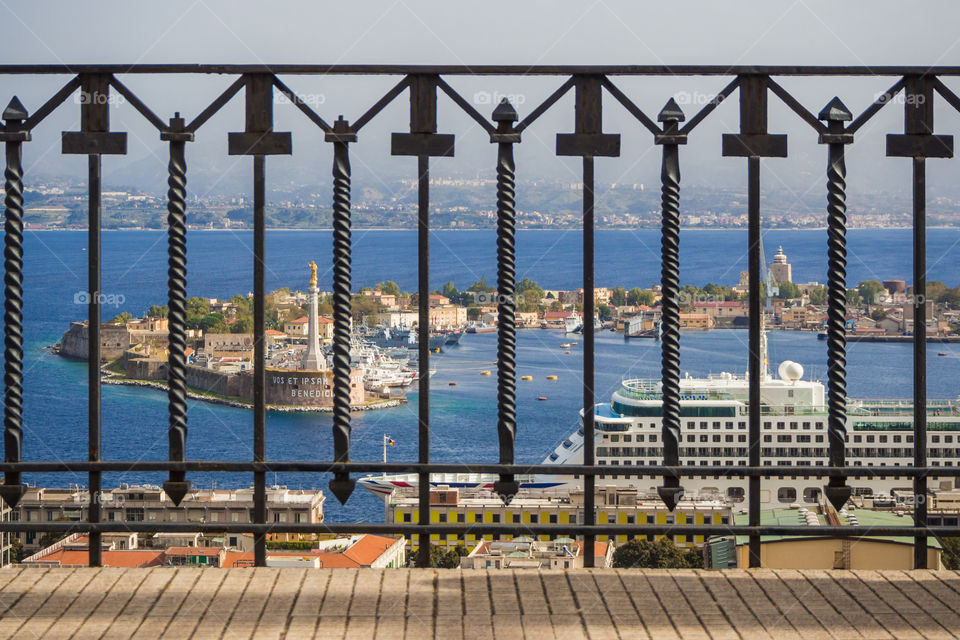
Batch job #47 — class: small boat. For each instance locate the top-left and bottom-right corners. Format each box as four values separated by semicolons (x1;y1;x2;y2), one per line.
546;375;557;381
560;343;572;348
565;351;571;354
481;371;491;376
448;381;457;386
537;396;548;401
521;375;532;381
938;352;948;356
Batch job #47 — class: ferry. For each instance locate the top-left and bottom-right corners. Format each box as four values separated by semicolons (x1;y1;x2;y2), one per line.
466;322;497;334
358;332;960;507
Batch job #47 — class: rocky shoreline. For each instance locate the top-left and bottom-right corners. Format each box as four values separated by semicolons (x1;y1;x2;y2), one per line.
101;373;406;413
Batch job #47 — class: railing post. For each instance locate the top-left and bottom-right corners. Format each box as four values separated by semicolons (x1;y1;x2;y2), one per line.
0;98;30;511
818;98;854;512
228;73;292;567
557;75;620;567
62;73;127;567
722;75;786;568
654;98;687;511
326;116;358;505
886;74;953;569
161;113;194;507
490;99;521;503
391;74;454;567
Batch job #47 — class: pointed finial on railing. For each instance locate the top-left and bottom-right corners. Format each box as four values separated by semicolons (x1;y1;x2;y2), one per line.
3;96;27;122
492;97;518;123
818;97;852;123
658;97;685;124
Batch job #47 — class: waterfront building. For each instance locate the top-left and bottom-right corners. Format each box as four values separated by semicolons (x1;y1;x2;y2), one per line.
706;508;942;570
770;245;793;283
387;486;731;553
692;301;747;321
15;485;325;553
678;313;712;330
460;539;613;569
203;333;254;359
283;315;334;340
428;304;467;328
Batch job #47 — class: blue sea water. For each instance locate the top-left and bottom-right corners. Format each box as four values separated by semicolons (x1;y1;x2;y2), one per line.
18;229;960;523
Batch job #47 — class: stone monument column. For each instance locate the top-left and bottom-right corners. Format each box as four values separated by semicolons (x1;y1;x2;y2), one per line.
302;261;325;370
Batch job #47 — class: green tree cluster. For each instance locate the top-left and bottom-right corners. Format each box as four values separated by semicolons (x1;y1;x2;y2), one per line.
408;543;469;568
612;537;703;569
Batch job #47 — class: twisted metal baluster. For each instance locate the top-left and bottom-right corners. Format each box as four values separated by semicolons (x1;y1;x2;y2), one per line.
819;98;852;512
328;117;356;505
1;98;28;509
492;99;519;503
162;114;191;506
656;100;684;510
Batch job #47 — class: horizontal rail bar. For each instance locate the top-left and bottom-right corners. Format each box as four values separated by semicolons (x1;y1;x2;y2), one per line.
2;521;958;538
3;460;960;478
0;65;957;76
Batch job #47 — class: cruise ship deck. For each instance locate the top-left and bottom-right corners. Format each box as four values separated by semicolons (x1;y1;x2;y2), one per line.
2;567;960;639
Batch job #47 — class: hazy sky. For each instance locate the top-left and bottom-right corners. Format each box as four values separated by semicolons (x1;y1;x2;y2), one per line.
3;1;960;204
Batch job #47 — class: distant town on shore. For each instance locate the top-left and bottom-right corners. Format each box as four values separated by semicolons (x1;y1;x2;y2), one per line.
21;176;960;230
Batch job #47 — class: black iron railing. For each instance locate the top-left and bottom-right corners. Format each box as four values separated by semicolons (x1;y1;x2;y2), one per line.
0;65;957;569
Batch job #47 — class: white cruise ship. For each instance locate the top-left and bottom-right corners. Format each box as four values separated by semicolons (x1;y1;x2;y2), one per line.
359;346;959;508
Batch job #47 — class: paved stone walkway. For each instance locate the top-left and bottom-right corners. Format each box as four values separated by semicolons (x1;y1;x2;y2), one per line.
1;568;959;639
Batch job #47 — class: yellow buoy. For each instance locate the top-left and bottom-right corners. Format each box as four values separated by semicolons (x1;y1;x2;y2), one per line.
481;370;491;376
521;375;533;381
546;375;558;381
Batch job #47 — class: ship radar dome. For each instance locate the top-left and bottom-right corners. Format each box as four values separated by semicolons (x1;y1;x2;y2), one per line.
778;360;804;382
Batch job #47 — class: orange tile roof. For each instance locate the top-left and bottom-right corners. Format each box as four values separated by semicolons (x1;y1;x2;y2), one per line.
220;535;398;569
222;551;254;568
288;316;332;324
343;535;397;566
31;550;164;568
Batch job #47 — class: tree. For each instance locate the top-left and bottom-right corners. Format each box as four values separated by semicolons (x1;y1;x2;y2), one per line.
185;297;211;328
597;303;613;321
610;286;627;307
776;281;801;300
441;281;459;300
612;537;703;569
199;312;227;334
147;305;169;318
110;311;132;324
231;315;254;333
627;288;654;307
467;275;495;293
410;543;468;568
942;537;960;570
871;308;888;322
809;286;827;306
9;536;23;563
846;288;861;308
857;279;885;305
377;281;400;296
351;294;382;321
